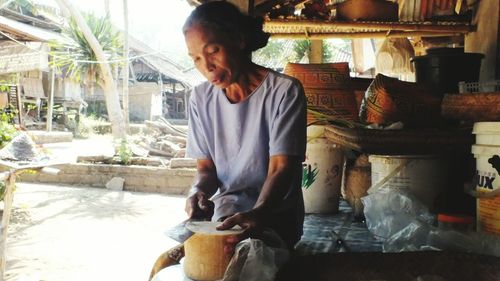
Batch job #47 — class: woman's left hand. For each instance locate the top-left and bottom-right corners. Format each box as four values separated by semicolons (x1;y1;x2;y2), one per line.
216;209;266;254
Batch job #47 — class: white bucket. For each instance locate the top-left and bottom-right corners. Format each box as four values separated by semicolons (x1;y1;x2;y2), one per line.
471;122;500;234
302;125;344;213
473;122;500;146
368;155;450;210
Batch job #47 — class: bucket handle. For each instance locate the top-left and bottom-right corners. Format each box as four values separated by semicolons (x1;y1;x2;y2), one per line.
464;182;500;198
367;159;412;194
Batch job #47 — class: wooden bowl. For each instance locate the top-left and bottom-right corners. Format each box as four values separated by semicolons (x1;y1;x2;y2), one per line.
183;221;243;281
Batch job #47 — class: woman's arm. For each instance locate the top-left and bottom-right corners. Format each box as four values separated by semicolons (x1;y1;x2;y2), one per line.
255;155;300;214
216;155;301;240
185;158;218;220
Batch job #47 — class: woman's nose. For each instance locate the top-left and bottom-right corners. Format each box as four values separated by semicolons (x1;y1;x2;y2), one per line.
202;58;215;72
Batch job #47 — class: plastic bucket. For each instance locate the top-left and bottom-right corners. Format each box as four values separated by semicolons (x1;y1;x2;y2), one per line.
471;122;500;234
411;47;484;96
302;125;344;213
368;155;449;210
473;122;500;145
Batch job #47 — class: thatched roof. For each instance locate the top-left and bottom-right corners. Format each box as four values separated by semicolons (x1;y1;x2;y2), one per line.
0;13;64;42
128;37;194;88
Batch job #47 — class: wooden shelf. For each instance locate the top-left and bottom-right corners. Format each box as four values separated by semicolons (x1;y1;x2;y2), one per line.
263;19;475;39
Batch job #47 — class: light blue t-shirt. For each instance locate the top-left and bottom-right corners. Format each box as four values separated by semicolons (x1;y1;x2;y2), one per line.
186;70;306;244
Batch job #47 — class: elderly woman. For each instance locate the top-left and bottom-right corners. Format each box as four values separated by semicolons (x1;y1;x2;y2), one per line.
149;2;306;279
183;0;307;251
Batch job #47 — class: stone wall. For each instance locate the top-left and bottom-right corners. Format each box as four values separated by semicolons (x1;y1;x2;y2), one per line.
20;163;196;195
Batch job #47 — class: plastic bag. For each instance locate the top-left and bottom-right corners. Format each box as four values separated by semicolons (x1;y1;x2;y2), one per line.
222;230;290;281
375;37;414;75
361;188;435;239
362;188;500;257
384;219;500;257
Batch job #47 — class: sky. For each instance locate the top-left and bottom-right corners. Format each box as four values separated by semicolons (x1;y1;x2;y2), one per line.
34;0;194;66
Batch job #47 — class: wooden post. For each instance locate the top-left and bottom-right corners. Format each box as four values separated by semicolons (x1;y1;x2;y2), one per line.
0;171;15;280
15;75;23;127
184;88;188;119
46;70;55;131
465;0;500;81
309;40;323;63
157;71;163;121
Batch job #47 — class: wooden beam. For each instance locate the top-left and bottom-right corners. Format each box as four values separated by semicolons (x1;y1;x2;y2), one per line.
0;24;45;41
270;31;466;39
264;19;474;33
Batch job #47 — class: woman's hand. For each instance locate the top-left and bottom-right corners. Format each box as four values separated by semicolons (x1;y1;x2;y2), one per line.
185;191;215;220
185;159;218;220
216;208;266;254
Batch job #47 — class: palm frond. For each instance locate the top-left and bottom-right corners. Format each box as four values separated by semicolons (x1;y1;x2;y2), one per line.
49;12;123;84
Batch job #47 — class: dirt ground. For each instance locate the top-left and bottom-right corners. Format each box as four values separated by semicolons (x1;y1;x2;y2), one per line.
5;135;189;281
6;183;186;281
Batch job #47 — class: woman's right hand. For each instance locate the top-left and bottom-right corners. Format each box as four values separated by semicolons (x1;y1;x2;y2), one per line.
185;191;215;220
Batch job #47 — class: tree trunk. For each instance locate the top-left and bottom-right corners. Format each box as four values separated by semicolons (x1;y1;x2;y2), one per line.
122;0;130;128
104;0;110;16
54;0;126;139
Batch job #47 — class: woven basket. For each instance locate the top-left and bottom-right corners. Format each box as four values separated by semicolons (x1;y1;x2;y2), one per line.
359;74;442;127
324;124;474;155
284;63;358;123
284;62;351;89
441;92;500;122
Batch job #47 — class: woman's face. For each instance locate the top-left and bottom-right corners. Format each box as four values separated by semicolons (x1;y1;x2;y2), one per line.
184;24;243;89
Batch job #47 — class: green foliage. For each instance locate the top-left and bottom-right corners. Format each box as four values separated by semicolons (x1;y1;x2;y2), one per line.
253;38;351;69
6;0;38;16
292;40;310;62
322;41;333;62
116;138;132;165
49;13;123;84
0;181;19;202
0;181;5;201
324;39;352;63
0;110;18;148
253;39;285;61
70;114;109;138
292;40;334;62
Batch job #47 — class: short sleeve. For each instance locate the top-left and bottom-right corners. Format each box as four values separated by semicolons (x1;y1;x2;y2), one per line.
269;79;307;160
186;90;211;159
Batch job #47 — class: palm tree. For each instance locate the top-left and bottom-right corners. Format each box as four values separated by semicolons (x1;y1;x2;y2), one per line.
50;0;126;138
50;14;121;94
6;0;38;16
293;40;333;62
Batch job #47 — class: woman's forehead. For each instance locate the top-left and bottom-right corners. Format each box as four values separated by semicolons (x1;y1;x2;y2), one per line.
185;24;232;46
